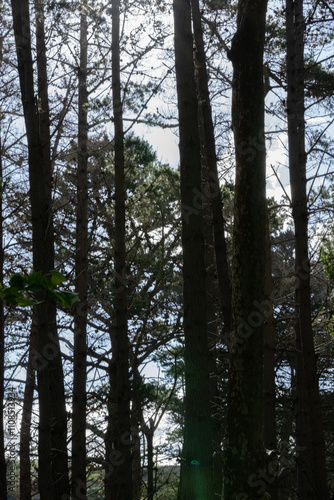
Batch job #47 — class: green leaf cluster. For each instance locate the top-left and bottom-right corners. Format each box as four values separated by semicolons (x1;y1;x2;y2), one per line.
321;246;334;282
0;270;79;308
305;60;334;99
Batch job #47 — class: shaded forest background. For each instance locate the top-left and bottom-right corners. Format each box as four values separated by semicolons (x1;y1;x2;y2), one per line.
0;0;334;498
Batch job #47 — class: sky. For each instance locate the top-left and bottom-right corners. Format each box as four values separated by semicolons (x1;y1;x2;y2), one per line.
134;124;180;168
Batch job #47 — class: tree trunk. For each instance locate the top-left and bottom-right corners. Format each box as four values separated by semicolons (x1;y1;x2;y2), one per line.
0;116;6;500
191;0;232;339
72;0;88;498
191;5;231;495
263;210;278;500
198;113;223;499
173;1;212;499
10;1;70;498
105;1;132;498
202;190;223;499
286;0;330;497
131;392;142;500
20;315;37;500
263;211;276;451
145;421;154;500
223;0;269;498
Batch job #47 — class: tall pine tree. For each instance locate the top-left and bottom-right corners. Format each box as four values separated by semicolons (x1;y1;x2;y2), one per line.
223;0;269;497
173;0;213;498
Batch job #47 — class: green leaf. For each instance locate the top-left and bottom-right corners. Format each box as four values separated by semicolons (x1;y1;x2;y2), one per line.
9;274;26;289
50;270;66;286
47;290;66;306
17;298;38;306
26;284;44;293
59;291;80;307
48;290;79;307
27;271;48;288
2;288;21;305
1;270;78;308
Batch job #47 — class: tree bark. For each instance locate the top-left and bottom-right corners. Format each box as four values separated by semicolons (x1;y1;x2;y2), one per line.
72;0;88;498
198;108;223;499
263;211;276;452
19;315;37;500
105;1;132;498
131;392;142;500
286;0;330;497
10;1;70;497
191;5;231;495
173;1;212;499
191;0;232;338
202;187;223;499
263;210;278;500
0;110;6;500
144;421;154;500
223;0;269;498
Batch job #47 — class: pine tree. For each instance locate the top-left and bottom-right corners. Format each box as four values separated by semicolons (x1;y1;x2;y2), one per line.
173;0;213;498
223;0;269;497
10;0;70;496
286;0;330;497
